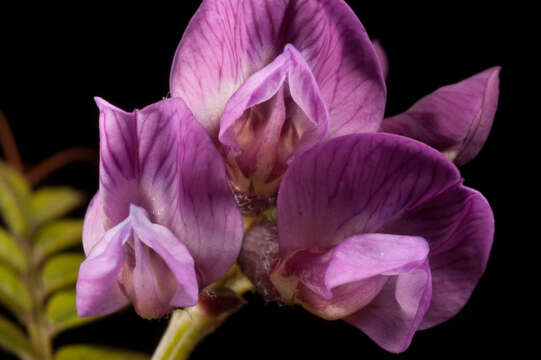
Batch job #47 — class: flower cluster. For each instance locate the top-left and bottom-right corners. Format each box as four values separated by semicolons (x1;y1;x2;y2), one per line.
77;0;499;353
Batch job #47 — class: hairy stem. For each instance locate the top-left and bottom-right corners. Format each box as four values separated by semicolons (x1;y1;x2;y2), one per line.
152;275;253;360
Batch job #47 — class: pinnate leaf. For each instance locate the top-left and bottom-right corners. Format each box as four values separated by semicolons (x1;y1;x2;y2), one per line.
41;253;84;294
46;289;96;335
0;227;27;271
0;162;31;235
33;220;83;262
0;263;32;316
55;345;149;360
31;187;84;226
0;315;33;360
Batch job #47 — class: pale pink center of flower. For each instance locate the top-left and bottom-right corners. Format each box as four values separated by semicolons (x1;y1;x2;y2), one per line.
226;87;309;196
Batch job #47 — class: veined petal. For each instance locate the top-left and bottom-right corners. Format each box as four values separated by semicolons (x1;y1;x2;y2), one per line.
285;44;329;152
76;218;131;317
96;97;138;226
134;99;187;227
129;234;171;319
219;44;328;152
170;0;385;139
295;275;387;321
380;184;494;329
381;67;501;166
82;192;106;254
277;133;460;258
170;105;244;286
129;205;198;308
288;233;428;299
96;97;190;229
218;50;290;150
283;233;429;321
218;44;329;197
346;261;432;353
95;97;243;286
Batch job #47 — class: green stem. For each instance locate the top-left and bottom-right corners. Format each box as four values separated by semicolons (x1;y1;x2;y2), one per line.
20;233;53;360
152;276;253;360
27;321;52;360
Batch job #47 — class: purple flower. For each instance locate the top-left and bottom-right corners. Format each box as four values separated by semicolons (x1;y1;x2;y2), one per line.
169;0;386;199
374;42;501;166
170;1;500;205
241;133;493;353
76;98;243;319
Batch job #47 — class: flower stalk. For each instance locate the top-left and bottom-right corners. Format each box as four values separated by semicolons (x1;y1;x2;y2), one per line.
152;271;253;360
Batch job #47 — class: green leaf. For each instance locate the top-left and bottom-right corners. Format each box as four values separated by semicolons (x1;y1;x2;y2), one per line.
55;345;149;360
0;263;32;316
0;162;31;235
45;289;96;335
41;253;84;294
33;220;84;262
0;226;27;271
31;187;84;226
0;315;33;360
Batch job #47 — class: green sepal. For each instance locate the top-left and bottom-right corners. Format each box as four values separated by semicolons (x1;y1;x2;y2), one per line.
0;315;34;360
0;226;28;271
41;253;84;295
0;263;32;316
0;162;31;235
55;345;149;360
33;220;84;263
31;187;84;226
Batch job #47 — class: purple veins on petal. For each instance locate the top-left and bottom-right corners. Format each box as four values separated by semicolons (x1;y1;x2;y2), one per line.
77;217;131;317
77;97;243;319
219;44;329;197
170;0;385;139
170;0;386;201
269;133;494;352
128;205;198;309
282;233;429;322
381;67;501;166
345;261;432;353
78;204;199;320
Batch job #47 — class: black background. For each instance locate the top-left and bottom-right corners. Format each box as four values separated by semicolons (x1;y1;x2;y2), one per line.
0;2;521;359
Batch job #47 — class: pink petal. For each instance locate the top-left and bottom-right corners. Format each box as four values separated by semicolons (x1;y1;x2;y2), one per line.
76;218;131;317
285;233;429;321
95;97;138;226
95;97;243;286
218;44;329;195
277;133;460;258
276;133;494;352
129;234;172;319
82;192;106;254
168;102;244;285
219;44;328;153
129;205;198;308
380;184;494;329
170;0;385;139
288;233;428;298
218;48;290;150
381;67;500;166
346;261;432;353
